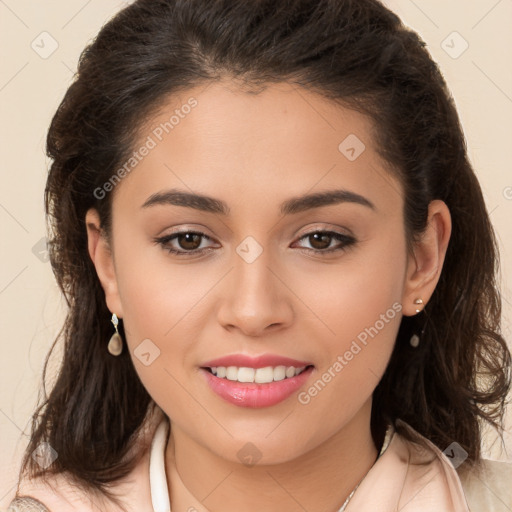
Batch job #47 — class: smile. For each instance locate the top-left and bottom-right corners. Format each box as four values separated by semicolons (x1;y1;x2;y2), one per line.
201;365;315;408
206;365;309;383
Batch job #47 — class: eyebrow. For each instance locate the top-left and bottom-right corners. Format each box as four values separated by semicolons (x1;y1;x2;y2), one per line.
141;188;376;215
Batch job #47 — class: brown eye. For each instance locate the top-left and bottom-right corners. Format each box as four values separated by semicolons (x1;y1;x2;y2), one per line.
176;232;203;250
294;230;356;254
154;231;216;256
308;232;333;250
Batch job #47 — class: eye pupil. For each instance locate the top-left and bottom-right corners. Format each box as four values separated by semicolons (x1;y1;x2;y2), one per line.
310;232;331;250
179;233;202;250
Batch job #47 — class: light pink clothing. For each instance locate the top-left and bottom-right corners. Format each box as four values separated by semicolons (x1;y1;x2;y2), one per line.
346;419;470;511
9;408;512;511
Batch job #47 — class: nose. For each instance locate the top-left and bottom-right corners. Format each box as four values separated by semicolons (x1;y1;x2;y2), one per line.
216;249;293;337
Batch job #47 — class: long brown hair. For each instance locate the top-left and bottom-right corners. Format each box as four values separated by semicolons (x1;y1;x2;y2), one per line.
18;0;511;509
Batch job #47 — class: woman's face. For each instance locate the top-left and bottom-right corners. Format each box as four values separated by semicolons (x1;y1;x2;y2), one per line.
87;80;448;464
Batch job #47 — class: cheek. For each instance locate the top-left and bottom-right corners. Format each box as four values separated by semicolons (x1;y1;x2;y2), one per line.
113;245;206;416
296;226;406;347
292;231;405;409
114;235;211;334
112;240;210;389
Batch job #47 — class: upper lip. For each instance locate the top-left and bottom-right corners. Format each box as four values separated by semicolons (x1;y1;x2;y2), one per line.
201;353;313;369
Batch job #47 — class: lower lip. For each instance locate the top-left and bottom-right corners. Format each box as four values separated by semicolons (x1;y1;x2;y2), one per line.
201;366;314;408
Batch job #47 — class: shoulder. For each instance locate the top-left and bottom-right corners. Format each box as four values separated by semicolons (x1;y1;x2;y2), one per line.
394;420;512;512
7;405;166;512
8;453;153;512
7;472;105;512
458;458;512;512
6;496;52;511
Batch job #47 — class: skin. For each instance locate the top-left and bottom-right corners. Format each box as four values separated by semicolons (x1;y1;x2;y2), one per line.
86;80;451;512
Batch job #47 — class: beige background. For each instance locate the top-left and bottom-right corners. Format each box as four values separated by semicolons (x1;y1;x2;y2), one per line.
1;0;511;507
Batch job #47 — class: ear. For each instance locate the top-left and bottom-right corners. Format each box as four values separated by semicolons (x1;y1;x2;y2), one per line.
85;208;123;318
401;199;452;316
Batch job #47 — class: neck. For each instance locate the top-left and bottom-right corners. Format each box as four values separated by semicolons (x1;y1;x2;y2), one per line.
165;398;379;512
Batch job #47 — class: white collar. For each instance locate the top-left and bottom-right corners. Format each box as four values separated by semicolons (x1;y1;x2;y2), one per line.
149;418;171;512
148;417;393;512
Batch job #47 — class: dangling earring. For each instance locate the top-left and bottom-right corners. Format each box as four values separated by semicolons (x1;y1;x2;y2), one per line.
108;313;123;356
410;298;424;347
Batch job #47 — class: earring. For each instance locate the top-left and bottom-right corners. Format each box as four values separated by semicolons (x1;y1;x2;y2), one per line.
410;333;420;348
107;313;123;356
410;298;424;348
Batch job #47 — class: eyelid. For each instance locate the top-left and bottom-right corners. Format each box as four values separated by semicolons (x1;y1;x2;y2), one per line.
295;222;355;238
156;224;214;237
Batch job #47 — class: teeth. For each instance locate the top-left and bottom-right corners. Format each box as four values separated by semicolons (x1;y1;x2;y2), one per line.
209;365;307;383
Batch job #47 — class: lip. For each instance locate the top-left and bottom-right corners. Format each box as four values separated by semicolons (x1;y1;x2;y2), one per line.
201;365;315;408
201;353;313;369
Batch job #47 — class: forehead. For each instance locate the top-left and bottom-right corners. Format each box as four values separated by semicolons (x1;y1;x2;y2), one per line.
112;80;402;215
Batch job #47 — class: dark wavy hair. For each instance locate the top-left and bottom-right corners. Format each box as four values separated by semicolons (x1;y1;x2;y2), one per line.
16;0;511;509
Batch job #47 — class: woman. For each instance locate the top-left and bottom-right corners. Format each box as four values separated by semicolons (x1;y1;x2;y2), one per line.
7;0;512;511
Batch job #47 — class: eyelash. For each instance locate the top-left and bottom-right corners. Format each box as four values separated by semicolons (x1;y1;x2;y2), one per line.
154;229;356;257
